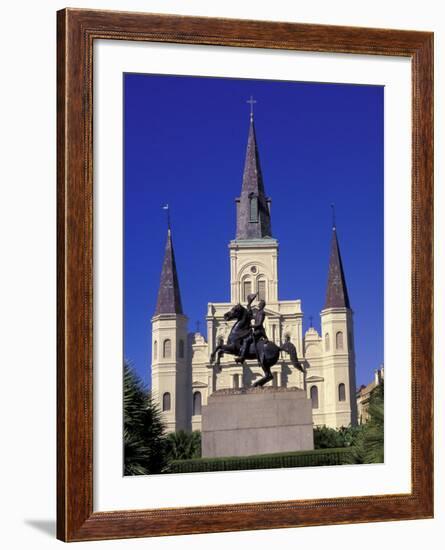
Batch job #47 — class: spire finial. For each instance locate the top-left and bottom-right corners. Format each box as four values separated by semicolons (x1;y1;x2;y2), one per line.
162;204;171;232
247;95;257;121
330;203;336;230
309;315;313;328
196;320;200;333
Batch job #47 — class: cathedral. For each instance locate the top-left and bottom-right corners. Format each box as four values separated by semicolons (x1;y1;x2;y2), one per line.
151;111;358;433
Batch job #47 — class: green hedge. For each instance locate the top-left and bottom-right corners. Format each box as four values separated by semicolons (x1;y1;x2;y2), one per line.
167;447;353;474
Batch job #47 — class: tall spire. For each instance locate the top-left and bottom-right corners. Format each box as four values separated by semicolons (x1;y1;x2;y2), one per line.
235;111;272;240
324;225;351;309
154;227;184;315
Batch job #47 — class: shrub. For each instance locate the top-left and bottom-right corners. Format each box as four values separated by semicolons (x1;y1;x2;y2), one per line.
165;430;201;461
314;425;363;449
167;447;353;474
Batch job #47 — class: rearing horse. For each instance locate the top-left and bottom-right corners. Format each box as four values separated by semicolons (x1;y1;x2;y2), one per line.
209;303;305;387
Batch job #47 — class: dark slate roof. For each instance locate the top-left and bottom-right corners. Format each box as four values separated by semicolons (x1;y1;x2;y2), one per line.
154;228;184;315
235;117;272;240
324;228;351;309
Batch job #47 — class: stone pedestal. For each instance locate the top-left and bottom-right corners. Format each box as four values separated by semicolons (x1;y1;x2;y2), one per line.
201;387;314;458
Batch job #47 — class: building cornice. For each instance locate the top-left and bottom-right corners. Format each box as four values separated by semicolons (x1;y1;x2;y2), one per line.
229;238;278;250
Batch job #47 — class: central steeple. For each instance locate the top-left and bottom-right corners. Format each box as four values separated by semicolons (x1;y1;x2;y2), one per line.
230;108;278;305
235;112;272;240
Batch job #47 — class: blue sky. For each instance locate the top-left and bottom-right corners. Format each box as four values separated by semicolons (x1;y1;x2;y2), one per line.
124;73;383;388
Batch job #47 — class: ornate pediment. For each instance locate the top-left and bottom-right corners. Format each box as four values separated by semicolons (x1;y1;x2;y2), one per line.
306;375;324;383
192;381;208;388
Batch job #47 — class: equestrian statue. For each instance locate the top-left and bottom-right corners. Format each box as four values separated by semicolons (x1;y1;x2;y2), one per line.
209;293;305;387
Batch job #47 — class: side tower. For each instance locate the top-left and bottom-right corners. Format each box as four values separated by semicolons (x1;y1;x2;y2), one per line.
151;227;190;433
317;224;358;427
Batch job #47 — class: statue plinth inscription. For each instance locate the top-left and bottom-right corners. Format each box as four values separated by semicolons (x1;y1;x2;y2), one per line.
201;387;314;458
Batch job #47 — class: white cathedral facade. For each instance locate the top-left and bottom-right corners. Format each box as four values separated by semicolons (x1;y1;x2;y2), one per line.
151;113;358;433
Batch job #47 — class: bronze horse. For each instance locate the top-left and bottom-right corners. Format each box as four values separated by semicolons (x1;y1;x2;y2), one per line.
209;303;305;387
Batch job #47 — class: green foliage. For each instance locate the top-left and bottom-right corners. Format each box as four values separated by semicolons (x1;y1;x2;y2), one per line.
165;430;202;461
349;383;384;464
314;425;364;449
123;362;168;475
168;447;353;474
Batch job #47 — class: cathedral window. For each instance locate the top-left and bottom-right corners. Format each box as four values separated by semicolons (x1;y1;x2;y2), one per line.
243;280;252;302
338;383;346;402
257;279;266;301
153;340;157;359
249;194;258;222
310;385;319;409
336;331;344;350
163;339;172;358
325;333;330;352
193;391;202;415
162;392;171;411
178;339;185;358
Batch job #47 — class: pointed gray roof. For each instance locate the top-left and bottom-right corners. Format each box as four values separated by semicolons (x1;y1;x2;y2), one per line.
154;228;183;315
235;117;272;240
324;227;351;309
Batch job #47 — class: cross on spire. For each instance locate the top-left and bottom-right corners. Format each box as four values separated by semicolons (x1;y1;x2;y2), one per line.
330;203;336;230
196;320;201;333
247;95;257;120
162;204;171;231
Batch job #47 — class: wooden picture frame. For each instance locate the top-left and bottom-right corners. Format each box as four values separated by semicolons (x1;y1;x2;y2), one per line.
57;8;434;542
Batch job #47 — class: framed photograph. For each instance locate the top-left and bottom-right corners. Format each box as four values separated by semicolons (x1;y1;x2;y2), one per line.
57;8;433;542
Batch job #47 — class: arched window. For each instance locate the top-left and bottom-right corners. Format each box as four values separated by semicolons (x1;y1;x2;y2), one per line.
310;385;319;409
243;280;252;302
153;340;158;359
178;339;185;358
233;374;240;389
336;331;344;350
338;383;346;402
193;391;202;415
249;194;258;222
162;392;171;411
163;339;171;358
325;333;330;352
257;279;266;301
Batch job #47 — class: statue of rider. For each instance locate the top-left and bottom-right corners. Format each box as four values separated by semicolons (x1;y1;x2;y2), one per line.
236;297;268;364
